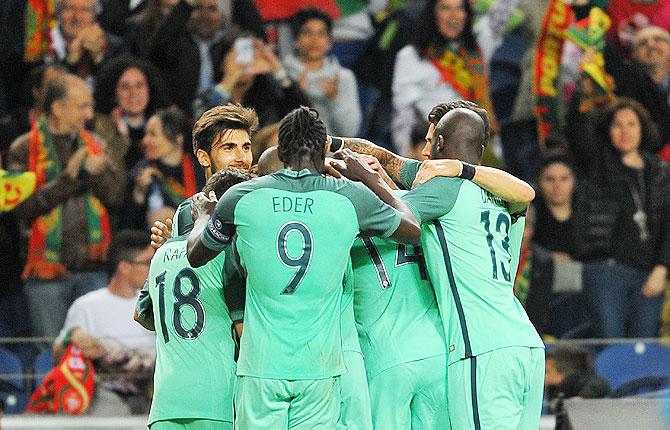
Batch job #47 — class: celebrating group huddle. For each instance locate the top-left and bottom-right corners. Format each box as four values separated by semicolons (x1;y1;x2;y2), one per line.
134;100;544;430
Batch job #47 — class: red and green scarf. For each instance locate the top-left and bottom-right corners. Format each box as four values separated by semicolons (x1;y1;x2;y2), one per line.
533;0;574;147
24;117;111;280
24;0;56;62
153;155;198;207
427;44;497;131
25;344;95;415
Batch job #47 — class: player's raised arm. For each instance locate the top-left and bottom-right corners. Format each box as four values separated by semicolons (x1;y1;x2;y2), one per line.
412;159;535;206
331;149;420;245
329;136;413;185
187;191;230;267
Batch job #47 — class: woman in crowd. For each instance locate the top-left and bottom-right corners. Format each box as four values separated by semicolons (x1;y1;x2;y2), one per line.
391;0;495;155
584;98;670;338
93;55;170;172
283;7;362;137
122;109;204;229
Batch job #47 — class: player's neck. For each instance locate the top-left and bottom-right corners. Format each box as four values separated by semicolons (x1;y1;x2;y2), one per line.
107;276;139;299
286;157;322;174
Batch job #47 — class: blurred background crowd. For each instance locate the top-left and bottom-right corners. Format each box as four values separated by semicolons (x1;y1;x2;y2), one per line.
0;0;669;419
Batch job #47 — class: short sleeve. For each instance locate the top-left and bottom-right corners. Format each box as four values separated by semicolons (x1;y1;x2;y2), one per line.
399;159;422;189
343;182;401;238
56;299;87;343
134;280;154;328
223;242;246;322
173;199;194;237
402;177;464;224
201;185;245;251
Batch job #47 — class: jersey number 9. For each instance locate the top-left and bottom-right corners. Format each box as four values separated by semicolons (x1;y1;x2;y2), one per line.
277;222;314;295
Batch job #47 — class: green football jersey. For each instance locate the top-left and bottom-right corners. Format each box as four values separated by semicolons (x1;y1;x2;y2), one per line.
201;168;401;380
401;165;543;365
171;198;193;238
147;236;237;425
341;259;362;354
350;232;446;378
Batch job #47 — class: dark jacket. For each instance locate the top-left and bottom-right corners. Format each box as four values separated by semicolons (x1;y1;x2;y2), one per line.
147;0;265;115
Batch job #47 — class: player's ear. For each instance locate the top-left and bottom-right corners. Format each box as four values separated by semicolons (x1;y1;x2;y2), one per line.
436;135;445;153
196;149;211;169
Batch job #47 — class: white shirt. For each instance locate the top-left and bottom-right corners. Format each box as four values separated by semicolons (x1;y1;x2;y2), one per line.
58;288;155;353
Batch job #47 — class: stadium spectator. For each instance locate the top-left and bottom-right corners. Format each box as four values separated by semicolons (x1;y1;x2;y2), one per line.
124;0;179;57
193;35;311;128
545;345;610;411
0;64;67;152
93;55;170;171
46;0;127;86
583;98;670;338
391;0;495;156
53;229;156;415
7;74;124;338
122;108;204;230
147;0;265;115
632;26;670;103
283;7;362;137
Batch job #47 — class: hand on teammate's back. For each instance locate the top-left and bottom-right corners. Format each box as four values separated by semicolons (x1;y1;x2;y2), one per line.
191;191;218;221
151;219;173;250
411;159;462;188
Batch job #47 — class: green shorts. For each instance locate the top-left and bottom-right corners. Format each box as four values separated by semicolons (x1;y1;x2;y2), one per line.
367;354;449;429
338;351;373;429
149;419;232;430
234;375;340;429
448;346;545;430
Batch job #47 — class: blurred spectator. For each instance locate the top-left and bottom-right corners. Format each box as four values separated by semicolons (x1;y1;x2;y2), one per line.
583;98;670;338
1;64;67;153
251;122;279;165
53;230;156;415
283;7;361;136
7;74;125;338
47;0;127;86
392;0;495;156
147;0;265;115
124;0;179;57
98;0;148;37
545;345;610;411
123;108;204;230
632;26;670;98
93;55;170;171
193;36;311;127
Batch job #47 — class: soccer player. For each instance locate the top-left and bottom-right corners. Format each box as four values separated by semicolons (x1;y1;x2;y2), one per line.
186;106;421;428
350;196;449;429
401;105;544;429
151;103;258;241
136;168;253;430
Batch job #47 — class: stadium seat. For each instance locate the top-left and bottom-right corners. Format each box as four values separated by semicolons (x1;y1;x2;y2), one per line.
594;343;670;394
0;346;24;390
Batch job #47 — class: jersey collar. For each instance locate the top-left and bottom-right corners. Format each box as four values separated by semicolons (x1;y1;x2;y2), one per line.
277;168;321;178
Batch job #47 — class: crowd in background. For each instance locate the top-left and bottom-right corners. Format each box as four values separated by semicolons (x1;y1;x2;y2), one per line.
0;0;669;415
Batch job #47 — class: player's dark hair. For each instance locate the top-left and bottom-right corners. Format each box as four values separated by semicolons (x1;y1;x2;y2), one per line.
277;106;327;168
192;103;259;155
292;7;333;38
202;168;255;198
107;229;150;276
429;100;490;150
546;346;593;376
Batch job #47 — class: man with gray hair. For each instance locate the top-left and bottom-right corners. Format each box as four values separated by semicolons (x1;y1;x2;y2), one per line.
47;0;126;84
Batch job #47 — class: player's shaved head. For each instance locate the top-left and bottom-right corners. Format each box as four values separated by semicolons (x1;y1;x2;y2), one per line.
256;146;284;176
433;108;486;165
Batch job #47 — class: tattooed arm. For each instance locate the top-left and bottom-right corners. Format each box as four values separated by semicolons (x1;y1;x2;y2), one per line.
330;137;413;185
